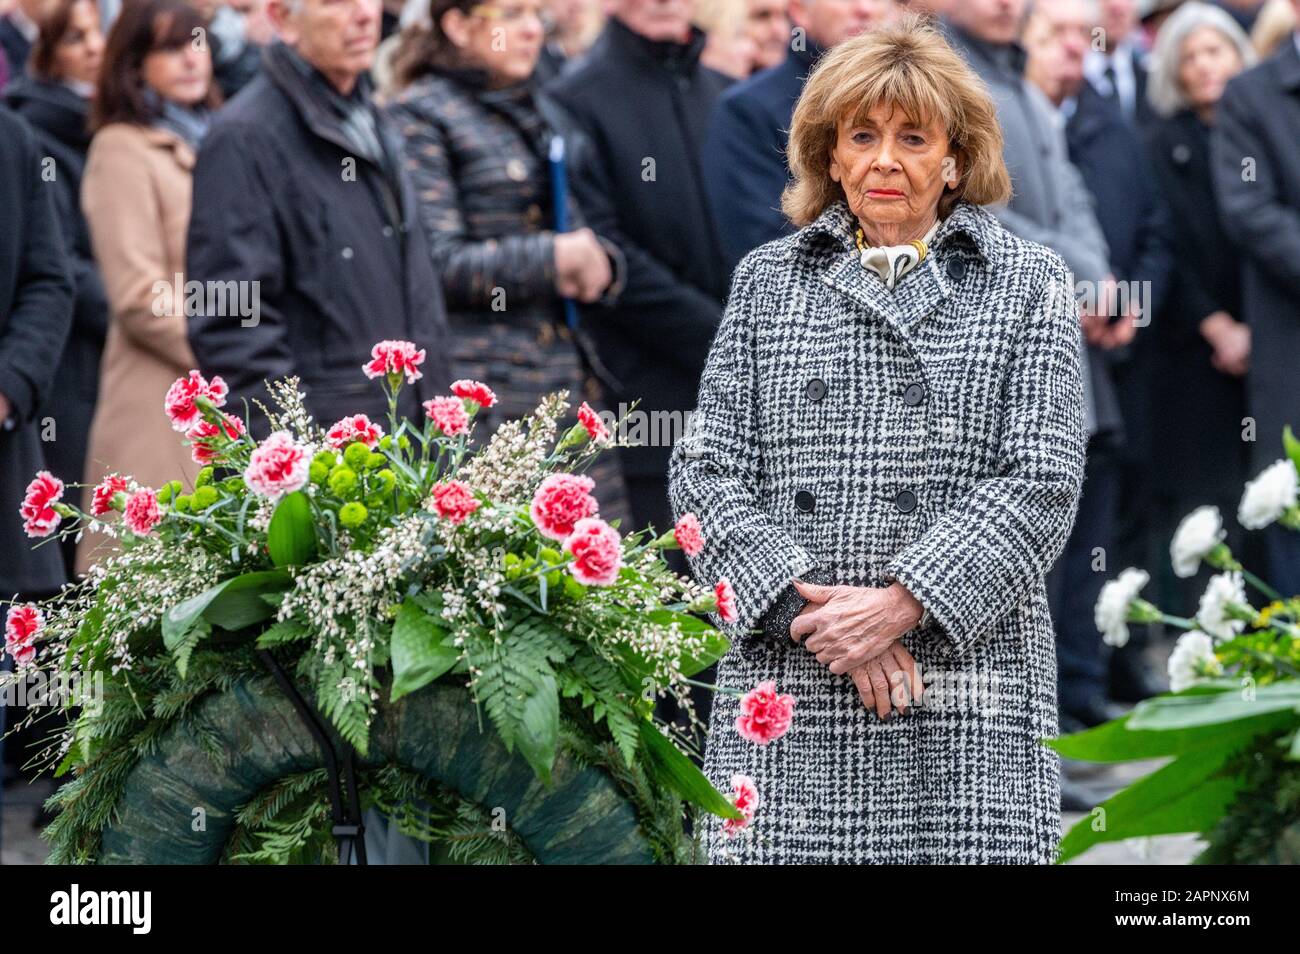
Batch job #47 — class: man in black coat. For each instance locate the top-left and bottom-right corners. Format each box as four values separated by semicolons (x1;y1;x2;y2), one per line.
186;0;451;433
547;0;732;755
547;0;732;541
1213;22;1300;593
0;105;74;846
1064;78;1175;706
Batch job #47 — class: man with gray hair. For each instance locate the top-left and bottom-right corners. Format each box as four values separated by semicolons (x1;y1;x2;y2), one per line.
186;0;451;438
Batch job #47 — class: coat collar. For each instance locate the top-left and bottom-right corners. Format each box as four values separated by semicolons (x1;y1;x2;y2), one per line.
602;16;709;77
794;196;1000;263
139;126;196;171
794;198;1002;336
1272;30;1300;92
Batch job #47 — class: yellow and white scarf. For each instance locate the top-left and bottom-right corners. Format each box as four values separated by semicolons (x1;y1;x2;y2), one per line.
855;219;942;290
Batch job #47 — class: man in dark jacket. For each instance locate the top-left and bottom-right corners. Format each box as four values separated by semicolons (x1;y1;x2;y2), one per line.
186;0;451;432
6;75;109;577
547;0;732;540
702;0;900;275
547;0;732;753
1213;21;1300;592
1064;38;1175;709
0;105;74;848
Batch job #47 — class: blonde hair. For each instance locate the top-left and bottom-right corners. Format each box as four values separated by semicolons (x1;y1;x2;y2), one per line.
782;14;1012;226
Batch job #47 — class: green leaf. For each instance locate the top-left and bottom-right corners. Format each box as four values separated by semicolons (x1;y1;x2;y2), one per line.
513;670;559;786
162;569;292;648
266;491;318;567
1284;425;1300;476
637;719;742;820
1055;744;1247;863
255;619;310;649
1047;686;1300;763
390;600;458;701
644;609;730;677
171;619;211;679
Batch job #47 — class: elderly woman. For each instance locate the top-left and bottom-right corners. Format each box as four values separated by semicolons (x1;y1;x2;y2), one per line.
1144;3;1257;594
668;17;1087;864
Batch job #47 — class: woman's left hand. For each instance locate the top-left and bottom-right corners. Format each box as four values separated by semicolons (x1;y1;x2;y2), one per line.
790;580;925;676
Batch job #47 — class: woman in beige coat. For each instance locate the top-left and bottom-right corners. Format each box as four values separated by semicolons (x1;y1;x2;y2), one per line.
77;0;219;574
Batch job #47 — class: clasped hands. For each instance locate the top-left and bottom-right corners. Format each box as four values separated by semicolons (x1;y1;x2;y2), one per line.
789;580;925;720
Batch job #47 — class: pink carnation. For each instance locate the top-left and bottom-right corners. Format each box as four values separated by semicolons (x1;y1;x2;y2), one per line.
326;414;384;450
722;774;760;837
715;578;738;624
424;396;469;437
736;681;795;745
19;470;64;538
431;479;480;525
530;473;598;541
577;402;610;443
363;340;425;383
187;414;245;465
90;474;130;516
5;604;42;668
451;379;497;409
243;431;310;501
563;517;623;586
674;512;704;557
164;370;228;432
123;489;163;536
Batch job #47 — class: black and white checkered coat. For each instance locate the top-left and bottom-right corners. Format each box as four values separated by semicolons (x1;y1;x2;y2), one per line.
668;197;1087;863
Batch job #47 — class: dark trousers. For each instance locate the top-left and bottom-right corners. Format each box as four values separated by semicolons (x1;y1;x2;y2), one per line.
1265;524;1300;600
1048;445;1121;714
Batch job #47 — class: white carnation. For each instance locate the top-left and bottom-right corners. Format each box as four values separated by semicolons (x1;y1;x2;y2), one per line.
1238;459;1299;530
1170;505;1225;578
1095;567;1150;648
1168;630;1222;693
1195;571;1249;641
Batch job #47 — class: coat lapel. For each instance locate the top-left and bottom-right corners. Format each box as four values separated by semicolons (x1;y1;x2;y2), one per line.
804;198;996;338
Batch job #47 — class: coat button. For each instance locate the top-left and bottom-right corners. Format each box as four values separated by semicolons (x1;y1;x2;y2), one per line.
382;225;394;238
946;257;966;281
805;377;827;401
903;382;925;406
795;490;816;513
506;159;528;182
341;246;354;260
894;489;917;513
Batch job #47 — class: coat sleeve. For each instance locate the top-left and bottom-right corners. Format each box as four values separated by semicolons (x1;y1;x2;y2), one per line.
702;92;792;277
667;252;822;639
882;254;1087;659
555;95;724;365
184;119;292;413
1211;75;1300;294
0;117;74;425
386;100;557;311
80;126;195;372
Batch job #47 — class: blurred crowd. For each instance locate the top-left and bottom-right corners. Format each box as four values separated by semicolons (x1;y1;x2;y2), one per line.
2;0;1300;816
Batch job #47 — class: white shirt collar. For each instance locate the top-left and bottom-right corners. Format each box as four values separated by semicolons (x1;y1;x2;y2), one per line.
7;6;39;43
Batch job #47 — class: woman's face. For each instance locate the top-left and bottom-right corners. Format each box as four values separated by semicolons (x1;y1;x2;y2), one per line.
828;101;958;235
141;33;213;106
1177;25;1243;112
445;0;544;85
50;0;105;87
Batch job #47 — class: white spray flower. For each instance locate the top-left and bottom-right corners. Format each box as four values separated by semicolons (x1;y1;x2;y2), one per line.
1238;459;1299;530
1095;568;1150;648
1195;571;1249;641
1168;630;1223;692
1170;505;1225;578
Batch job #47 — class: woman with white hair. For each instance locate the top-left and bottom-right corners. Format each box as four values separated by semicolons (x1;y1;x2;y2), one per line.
1144;2;1258;588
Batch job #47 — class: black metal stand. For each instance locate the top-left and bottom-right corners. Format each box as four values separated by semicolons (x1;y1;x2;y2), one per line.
258;649;367;865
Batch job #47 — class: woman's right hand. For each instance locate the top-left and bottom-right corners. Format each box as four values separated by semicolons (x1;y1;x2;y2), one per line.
850;643;925;720
554;228;612;304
